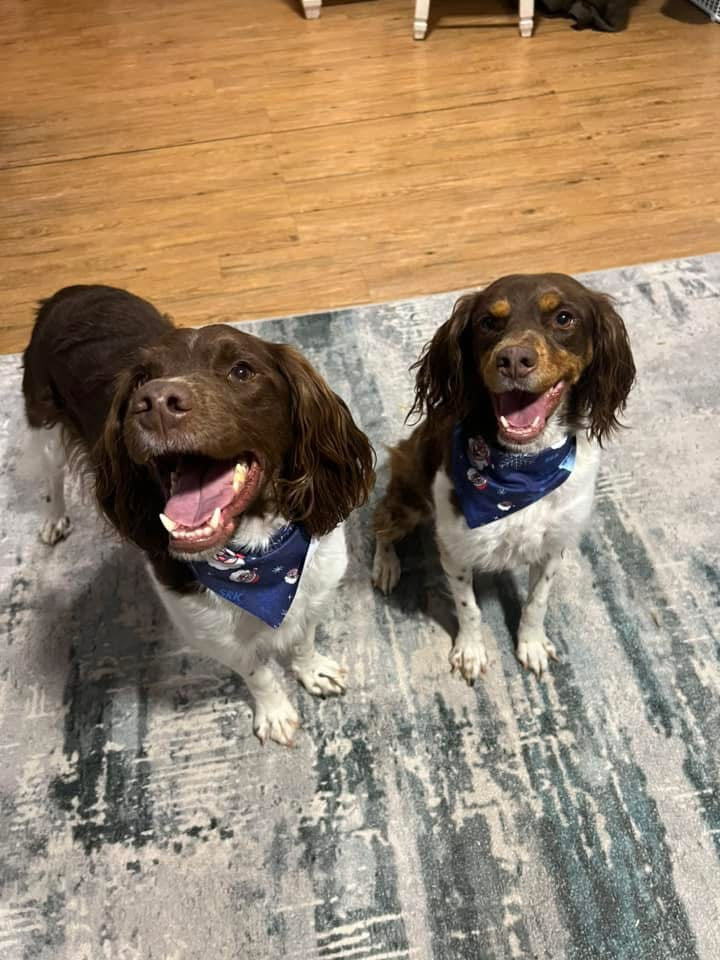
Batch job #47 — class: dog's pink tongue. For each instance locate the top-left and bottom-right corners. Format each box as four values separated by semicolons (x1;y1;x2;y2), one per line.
497;389;548;428
164;459;236;527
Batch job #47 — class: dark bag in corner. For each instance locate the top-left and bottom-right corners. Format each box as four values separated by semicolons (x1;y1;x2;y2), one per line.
540;0;629;30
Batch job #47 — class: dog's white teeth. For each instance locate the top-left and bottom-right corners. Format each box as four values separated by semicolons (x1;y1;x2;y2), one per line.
233;462;248;492
172;525;214;542
159;513;178;533
532;416;541;428
209;508;222;530
500;416;509;429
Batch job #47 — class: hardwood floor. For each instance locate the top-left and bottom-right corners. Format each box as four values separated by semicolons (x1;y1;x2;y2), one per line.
2;0;719;353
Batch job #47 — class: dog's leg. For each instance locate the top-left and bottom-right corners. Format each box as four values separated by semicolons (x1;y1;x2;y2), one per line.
516;553;562;679
372;468;431;595
439;546;488;684
290;623;347;697
150;575;300;746
372;493;410;594
203;641;301;748
372;433;434;595
242;660;301;747
372;538;402;595
32;427;72;545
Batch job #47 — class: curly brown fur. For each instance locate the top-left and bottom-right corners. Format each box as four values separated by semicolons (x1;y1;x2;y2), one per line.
572;292;635;445
271;345;375;536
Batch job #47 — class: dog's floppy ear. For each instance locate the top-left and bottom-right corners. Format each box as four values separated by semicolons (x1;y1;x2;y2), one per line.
273;345;375;538
408;293;478;424
94;369;165;551
575;292;636;446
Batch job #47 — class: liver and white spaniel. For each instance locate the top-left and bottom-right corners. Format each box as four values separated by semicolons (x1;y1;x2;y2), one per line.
373;273;635;681
23;285;374;746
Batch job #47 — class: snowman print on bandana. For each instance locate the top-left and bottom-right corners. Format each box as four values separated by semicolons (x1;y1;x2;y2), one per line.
467;436;490;490
207;547;247;571
230;568;260;584
466;467;489;492
468;436;490;470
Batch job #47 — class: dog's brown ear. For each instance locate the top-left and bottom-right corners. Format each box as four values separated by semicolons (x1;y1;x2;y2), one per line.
274;346;375;538
576;292;636;446
408;294;478;424
94;369;164;551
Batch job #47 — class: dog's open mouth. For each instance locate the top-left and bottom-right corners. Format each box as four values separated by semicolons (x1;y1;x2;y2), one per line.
492;382;565;443
155;454;263;553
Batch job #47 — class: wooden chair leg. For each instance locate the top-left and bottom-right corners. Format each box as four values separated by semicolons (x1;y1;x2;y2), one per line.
414;0;430;38
302;0;322;19
519;0;534;35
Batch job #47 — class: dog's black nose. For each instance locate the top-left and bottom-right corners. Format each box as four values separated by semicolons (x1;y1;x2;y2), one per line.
496;344;538;380
132;379;192;434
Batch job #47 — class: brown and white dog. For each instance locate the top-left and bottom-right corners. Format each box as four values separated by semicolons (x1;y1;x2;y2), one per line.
23;285;374;745
373;273;635;680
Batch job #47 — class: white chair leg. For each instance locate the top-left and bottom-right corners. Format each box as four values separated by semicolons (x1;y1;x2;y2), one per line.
414;0;430;38
519;0;534;35
302;0;322;19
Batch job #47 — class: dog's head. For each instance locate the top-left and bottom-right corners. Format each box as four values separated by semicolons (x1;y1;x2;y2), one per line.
410;273;635;448
96;324;375;558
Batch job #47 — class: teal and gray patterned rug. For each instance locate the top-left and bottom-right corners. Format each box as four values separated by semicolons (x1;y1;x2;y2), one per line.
1;255;719;960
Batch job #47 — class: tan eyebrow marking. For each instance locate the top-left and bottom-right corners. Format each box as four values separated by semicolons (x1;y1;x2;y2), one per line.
489;298;511;319
538;291;561;312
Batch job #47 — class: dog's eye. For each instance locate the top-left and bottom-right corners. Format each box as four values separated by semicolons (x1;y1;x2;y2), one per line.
478;316;500;333
133;370;149;389
230;361;254;382
553;311;575;329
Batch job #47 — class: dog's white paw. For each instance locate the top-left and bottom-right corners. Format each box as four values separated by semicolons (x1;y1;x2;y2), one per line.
449;635;488;685
293;654;348;697
372;542;401;595
40;515;72;546
253;696;300;747
516;630;558;679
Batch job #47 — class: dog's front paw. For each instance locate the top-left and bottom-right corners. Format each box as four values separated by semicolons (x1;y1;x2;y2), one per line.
516;630;559;679
253;696;300;747
372;542;401;595
40;515;72;546
293;654;348;697
449;635;488;685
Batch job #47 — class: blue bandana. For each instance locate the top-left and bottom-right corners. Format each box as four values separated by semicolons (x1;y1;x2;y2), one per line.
190;524;313;629
451;424;576;528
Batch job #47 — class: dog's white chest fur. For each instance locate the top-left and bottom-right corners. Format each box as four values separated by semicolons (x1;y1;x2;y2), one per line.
433;432;599;572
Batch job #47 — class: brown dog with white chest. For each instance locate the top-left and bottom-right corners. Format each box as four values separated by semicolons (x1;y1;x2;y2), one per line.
23;284;375;746
373;273;635;681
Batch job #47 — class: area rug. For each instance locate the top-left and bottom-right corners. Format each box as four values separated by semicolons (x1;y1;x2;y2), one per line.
1;255;719;960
